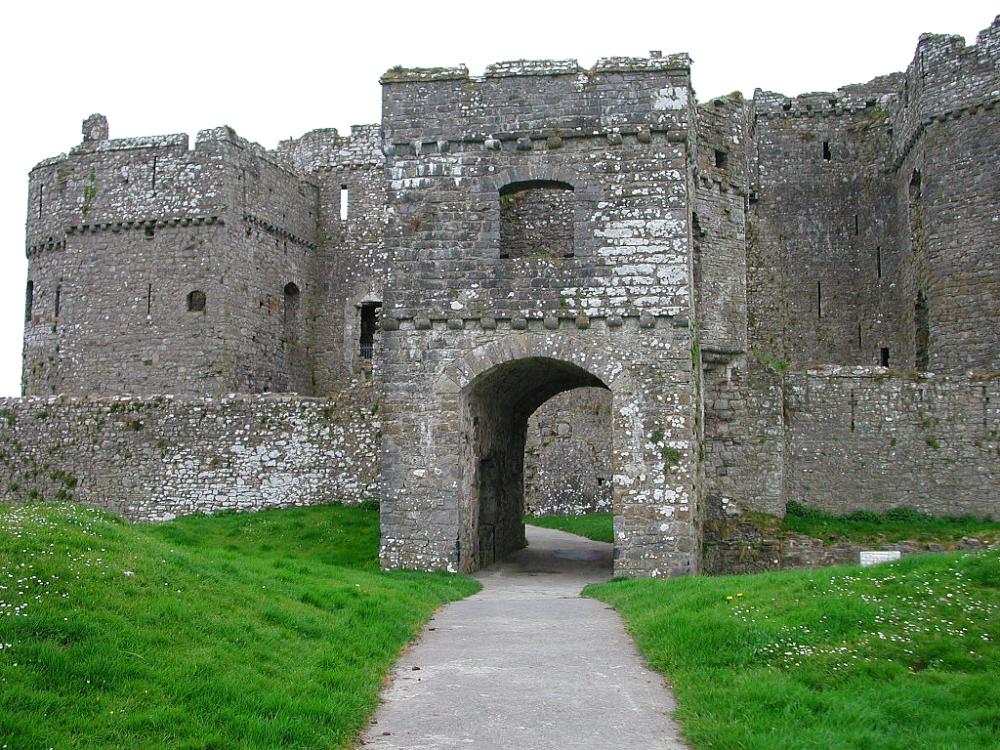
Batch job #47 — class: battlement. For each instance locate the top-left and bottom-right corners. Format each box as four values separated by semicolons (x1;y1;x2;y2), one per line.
381;54;693;144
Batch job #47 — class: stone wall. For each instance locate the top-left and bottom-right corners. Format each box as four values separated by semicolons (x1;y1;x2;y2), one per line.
24;119;387;399
524;387;612;516
783;368;998;517
702;364;998;521
0;382;380;521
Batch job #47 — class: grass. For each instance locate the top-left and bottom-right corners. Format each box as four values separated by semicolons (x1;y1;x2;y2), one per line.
587;549;1000;750
525;512;613;543
0;502;478;749
779;502;1000;544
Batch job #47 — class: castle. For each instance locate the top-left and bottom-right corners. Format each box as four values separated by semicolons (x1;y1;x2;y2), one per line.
4;18;997;576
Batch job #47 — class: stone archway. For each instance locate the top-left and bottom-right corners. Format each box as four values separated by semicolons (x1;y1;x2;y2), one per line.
459;356;611;571
379;328;699;578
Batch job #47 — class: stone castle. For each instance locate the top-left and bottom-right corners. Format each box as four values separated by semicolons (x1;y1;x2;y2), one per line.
3;18;997;576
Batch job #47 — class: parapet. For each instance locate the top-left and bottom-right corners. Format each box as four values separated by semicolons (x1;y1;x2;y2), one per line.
381;54;694;144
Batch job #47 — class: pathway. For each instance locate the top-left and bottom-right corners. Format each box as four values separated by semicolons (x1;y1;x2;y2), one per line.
359;525;687;749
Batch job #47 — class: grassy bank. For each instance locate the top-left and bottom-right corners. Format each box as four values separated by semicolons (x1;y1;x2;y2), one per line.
0;502;478;749
778;502;1000;544
525;512;613;543
588;550;1000;750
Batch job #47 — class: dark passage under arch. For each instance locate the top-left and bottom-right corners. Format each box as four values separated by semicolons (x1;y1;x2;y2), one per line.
460;356;609;571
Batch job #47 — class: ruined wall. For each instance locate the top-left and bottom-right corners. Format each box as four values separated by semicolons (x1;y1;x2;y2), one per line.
693;96;750;355
783;368;998;517
524;387;612;516
278;125;387;392
888;20;1000;373
0;382;380;520
702;365;998;522
24;120;320;397
747;17;999;373
748;79;901;366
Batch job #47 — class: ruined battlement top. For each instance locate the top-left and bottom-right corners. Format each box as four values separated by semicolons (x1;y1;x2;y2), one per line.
752;74;902;118
380;53;691;84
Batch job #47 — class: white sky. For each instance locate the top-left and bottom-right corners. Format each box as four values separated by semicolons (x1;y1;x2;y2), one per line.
0;1;994;396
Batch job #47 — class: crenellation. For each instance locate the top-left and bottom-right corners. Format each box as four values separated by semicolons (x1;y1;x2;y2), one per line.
6;18;998;577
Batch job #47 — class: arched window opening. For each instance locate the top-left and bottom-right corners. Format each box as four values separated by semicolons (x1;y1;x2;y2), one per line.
359;301;381;360
499;180;575;259
24;280;33;322
187;290;206;313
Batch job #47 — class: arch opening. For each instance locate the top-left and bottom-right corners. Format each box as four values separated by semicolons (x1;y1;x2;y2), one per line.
460;356;611;572
499;180;575;260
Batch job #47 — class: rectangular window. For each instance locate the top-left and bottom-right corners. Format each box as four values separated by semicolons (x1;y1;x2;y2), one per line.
25;280;33;322
714;149;727;169
876;246;882;279
880;347;890;367
359;301;381;360
340;185;349;221
822;141;831;160
816;281;822;319
54;283;61;318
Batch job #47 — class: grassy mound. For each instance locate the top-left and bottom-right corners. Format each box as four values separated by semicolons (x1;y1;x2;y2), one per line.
588;550;1000;750
779;502;1000;544
0;503;478;749
525;513;613;543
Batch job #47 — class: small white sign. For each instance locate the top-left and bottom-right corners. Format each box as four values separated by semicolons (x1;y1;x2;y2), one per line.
860;550;902;566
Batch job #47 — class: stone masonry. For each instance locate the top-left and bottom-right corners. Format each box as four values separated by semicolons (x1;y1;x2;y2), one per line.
6;18;999;577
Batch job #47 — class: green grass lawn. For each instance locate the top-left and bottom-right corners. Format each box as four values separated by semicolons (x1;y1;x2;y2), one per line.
0;502;478;750
525;512;613;543
587;549;1000;750
779;502;1000;544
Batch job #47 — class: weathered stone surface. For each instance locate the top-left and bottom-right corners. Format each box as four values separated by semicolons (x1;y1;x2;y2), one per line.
8;17;999;577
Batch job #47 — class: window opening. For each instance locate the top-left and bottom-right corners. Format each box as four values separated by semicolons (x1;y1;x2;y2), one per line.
499;179;575;259
359;301;380;360
54;284;61;318
714;149;727;169
822;141;831;160
340;185;349;221
914;290;929;370
25;280;33;322
876;246;882;279
187;290;206;312
816;281;822;319
880;347;890;367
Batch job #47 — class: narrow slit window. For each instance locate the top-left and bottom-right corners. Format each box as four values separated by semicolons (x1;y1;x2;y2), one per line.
146;284;152;317
857;322;862;349
283;283;300;325
54;284;61;318
880;347;890;367
816;281;822;319
187;290;206;313
854;215;859;235
822;141;831;160
340;184;349;221
359;302;380;360
876;246;882;279
714;149;727;169
25;280;33;322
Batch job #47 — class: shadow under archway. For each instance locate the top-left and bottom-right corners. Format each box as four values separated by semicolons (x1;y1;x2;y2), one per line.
459;356;610;573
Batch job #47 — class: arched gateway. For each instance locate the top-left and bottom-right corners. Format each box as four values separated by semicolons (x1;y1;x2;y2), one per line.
377;58;703;577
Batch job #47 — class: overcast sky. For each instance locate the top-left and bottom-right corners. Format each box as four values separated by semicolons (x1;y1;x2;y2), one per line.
0;1;994;397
